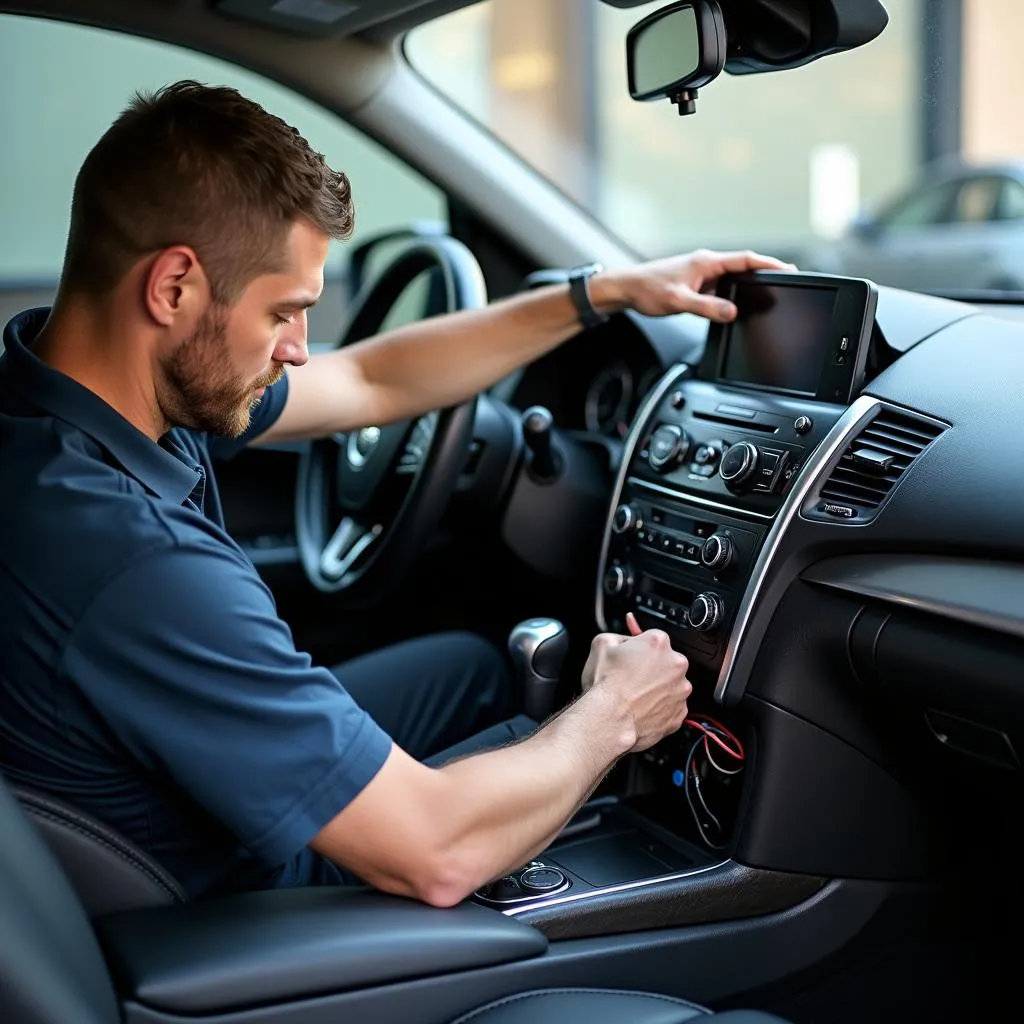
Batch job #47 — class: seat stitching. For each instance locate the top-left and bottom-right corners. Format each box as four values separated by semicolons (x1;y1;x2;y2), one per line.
24;805;185;902
449;986;709;1024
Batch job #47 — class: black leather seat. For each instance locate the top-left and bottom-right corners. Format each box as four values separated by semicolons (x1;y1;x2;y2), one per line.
12;785;186;915
0;774;791;1024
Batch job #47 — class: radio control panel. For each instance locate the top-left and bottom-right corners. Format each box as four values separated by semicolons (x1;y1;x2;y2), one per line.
597;371;846;679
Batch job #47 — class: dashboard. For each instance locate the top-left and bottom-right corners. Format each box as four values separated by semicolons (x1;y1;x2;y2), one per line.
511;269;1024;793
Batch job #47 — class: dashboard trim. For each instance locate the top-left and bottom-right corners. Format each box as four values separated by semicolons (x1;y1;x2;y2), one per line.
627;477;775;522
595;363;691;631
714;394;883;704
501;859;730;917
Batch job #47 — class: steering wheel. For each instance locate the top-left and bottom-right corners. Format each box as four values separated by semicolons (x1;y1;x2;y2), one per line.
295;236;487;599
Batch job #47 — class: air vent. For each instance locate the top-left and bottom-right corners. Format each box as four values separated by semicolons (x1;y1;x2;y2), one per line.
810;409;945;522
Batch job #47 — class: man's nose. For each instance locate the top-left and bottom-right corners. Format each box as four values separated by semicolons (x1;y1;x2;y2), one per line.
274;311;310;367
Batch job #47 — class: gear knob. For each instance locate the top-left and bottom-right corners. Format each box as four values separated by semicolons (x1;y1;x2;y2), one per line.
508;618;570;722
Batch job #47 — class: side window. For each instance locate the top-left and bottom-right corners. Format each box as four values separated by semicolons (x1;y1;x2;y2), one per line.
0;15;447;346
880;181;959;230
996;179;1024;221
950;177;1002;224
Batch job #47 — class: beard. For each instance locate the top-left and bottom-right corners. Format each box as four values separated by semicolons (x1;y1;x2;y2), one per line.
159;304;284;438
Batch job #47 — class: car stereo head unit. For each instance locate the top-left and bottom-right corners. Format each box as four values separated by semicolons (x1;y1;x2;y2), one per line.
700;271;877;406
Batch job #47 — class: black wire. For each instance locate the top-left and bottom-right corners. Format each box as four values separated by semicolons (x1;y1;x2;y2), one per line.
683;734;727;850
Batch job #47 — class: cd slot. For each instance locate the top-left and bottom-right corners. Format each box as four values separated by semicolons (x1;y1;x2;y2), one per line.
692;410;779;432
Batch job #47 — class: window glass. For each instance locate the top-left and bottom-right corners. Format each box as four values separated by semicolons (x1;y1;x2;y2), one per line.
0;15;447;343
952;177;1002;223
998;179;1024;221
882;182;959;228
408;0;1024;296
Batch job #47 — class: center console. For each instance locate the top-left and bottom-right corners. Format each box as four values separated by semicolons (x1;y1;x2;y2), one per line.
472;272;877;936
598;272;877;686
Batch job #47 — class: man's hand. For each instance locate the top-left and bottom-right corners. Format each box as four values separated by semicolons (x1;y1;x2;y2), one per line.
582;612;692;753
590;249;797;323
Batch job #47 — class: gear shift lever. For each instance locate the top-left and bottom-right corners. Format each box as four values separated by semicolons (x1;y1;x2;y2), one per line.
508;618;570;722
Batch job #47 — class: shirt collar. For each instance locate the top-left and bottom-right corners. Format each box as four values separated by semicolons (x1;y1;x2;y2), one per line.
1;307;203;506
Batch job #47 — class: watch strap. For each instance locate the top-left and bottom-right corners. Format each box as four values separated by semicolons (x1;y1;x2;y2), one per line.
568;263;609;329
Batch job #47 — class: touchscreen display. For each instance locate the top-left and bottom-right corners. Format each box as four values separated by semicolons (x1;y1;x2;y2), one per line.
721;284;837;394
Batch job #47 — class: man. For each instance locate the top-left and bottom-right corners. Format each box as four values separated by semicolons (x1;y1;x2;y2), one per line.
0;82;790;906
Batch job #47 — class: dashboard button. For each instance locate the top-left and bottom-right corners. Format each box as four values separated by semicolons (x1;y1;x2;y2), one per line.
648;425;691;472
688;592;724;633
719;441;760;492
612;503;642;534
794;415;813;435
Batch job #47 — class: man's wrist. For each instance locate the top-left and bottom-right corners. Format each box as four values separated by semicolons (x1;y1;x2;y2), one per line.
575;684;637;759
586;270;632;316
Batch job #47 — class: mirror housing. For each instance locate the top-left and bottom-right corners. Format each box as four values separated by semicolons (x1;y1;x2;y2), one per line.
626;1;726;115
612;0;889;78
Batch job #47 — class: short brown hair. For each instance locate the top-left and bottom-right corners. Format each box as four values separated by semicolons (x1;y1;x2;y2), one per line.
62;80;354;302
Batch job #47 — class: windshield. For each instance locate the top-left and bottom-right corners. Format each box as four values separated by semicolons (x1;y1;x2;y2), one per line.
407;1;1024;298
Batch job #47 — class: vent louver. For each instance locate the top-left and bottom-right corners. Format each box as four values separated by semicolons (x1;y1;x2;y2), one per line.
814;409;944;520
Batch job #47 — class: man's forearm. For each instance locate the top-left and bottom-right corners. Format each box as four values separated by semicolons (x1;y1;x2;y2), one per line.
340;279;628;426
424;687;635;903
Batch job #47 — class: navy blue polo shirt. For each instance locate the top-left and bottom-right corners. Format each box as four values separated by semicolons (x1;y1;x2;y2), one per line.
0;308;392;897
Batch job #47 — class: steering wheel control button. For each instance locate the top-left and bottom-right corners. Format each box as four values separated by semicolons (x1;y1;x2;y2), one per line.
648;424;691;472
701;532;734;572
612;503;643;534
794;415;813;435
719;441;760;491
688;592;724;633
669;391;686;410
520;865;568;894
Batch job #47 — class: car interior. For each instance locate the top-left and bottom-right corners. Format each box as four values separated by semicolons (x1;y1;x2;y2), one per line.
2;1;1023;1022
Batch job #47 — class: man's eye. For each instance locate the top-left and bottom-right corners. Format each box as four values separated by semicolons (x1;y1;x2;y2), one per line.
274;313;293;325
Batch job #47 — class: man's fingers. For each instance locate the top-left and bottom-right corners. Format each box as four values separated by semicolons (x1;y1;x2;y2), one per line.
676;287;737;323
625;611;643;636
700;249;797;276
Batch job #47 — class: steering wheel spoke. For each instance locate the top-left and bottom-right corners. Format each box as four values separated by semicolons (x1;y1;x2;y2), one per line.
395;413;438;476
319;516;382;581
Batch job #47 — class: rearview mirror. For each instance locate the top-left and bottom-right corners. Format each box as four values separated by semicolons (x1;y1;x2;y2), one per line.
626;1;726;115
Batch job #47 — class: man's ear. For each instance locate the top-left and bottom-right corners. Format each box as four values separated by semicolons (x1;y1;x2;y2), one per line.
143;246;208;327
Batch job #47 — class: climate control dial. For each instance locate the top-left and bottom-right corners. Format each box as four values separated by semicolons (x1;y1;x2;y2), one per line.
603;564;633;597
611;503;642;535
647;425;691;473
688;592;724;633
701;532;734;572
719;441;760;492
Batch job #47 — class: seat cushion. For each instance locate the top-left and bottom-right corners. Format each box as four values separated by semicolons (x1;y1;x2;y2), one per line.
451;989;792;1024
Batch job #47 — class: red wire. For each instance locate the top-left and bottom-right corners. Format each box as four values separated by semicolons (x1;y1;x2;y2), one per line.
683;718;745;760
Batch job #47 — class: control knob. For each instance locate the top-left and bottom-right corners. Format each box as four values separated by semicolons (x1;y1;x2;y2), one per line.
611;503;642;535
603;564;633;597
688;592;724;633
647;424;691;473
701;532;734;572
719;441;760;492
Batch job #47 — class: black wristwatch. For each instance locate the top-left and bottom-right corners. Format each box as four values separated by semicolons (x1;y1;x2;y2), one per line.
568;262;610;330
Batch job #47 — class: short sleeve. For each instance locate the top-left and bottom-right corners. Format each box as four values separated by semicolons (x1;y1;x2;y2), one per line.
207;374;289;460
61;542;392;866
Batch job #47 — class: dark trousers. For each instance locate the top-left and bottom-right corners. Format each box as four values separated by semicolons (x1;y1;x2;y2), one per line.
331;631;537;767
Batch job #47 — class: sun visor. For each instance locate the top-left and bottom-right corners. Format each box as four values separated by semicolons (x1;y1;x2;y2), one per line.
213;0;438;38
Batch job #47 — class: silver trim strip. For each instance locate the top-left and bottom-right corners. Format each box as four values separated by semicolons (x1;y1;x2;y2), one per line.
501;860;729;916
713;394;882;703
627;477;775;521
595;364;691;631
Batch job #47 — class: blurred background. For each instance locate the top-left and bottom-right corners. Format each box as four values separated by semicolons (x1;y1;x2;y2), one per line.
407;0;1024;293
3;0;1023;343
